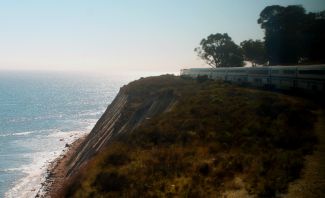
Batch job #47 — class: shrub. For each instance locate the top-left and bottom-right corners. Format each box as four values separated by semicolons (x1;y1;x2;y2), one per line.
93;171;130;192
103;153;130;166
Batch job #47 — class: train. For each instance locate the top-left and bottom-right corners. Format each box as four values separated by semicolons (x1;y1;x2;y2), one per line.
180;65;325;93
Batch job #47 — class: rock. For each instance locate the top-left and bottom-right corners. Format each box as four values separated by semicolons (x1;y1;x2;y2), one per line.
65;143;70;147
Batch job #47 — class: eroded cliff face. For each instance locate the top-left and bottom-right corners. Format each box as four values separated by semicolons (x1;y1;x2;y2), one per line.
67;77;178;176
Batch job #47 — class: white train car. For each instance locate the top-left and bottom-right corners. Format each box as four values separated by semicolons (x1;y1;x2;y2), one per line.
180;65;325;93
225;67;248;84
269;66;297;90
246;67;270;87
180;68;213;78
210;68;228;81
296;65;325;92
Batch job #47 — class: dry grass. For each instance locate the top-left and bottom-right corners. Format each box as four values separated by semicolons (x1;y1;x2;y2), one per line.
61;75;318;198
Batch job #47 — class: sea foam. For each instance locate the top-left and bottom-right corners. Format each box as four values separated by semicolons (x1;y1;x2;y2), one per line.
4;129;90;198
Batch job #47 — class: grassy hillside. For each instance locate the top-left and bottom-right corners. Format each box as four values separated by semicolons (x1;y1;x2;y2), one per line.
62;75;318;198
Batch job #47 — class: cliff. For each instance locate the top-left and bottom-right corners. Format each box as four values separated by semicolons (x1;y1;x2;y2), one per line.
55;75;322;197
66;75;181;176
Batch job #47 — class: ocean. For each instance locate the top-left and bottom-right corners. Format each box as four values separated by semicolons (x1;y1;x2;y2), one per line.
0;71;138;197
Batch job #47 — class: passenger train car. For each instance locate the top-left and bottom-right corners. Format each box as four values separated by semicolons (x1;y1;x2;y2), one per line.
180;65;325;92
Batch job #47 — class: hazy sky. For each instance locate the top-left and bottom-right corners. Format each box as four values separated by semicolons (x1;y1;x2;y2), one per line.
0;0;324;74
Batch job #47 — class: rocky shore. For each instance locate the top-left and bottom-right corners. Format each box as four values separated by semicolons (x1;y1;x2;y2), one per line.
35;135;87;198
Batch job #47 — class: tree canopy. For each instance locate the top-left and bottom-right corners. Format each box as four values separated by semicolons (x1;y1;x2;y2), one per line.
258;5;325;65
240;39;267;66
194;33;244;68
196;5;325;67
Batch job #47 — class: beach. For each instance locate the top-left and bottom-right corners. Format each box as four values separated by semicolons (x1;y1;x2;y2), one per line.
36;134;87;198
4;130;89;198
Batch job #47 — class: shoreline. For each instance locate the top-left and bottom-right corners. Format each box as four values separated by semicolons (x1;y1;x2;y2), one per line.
36;134;87;198
4;130;90;198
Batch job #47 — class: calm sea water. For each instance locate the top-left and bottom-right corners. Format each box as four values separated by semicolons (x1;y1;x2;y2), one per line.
0;71;138;197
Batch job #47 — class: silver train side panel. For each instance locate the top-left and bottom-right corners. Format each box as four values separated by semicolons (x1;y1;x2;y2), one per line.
180;65;325;92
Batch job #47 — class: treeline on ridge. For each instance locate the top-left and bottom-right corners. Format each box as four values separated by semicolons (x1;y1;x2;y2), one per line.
195;5;325;67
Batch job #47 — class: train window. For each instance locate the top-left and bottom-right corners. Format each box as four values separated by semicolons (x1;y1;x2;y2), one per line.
249;69;268;74
272;70;280;74
229;70;244;73
283;70;296;74
299;70;325;75
254;78;262;83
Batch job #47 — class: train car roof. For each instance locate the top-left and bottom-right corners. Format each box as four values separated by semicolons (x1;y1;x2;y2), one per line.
184;64;325;71
186;68;214;72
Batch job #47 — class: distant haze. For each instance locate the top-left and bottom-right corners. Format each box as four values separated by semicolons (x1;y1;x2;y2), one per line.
0;0;324;74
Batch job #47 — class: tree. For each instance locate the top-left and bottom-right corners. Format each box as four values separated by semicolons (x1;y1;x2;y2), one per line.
240;39;267;66
195;33;244;68
258;5;325;65
258;5;307;65
303;11;325;64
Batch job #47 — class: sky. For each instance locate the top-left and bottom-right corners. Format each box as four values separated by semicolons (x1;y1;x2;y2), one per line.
0;0;324;74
